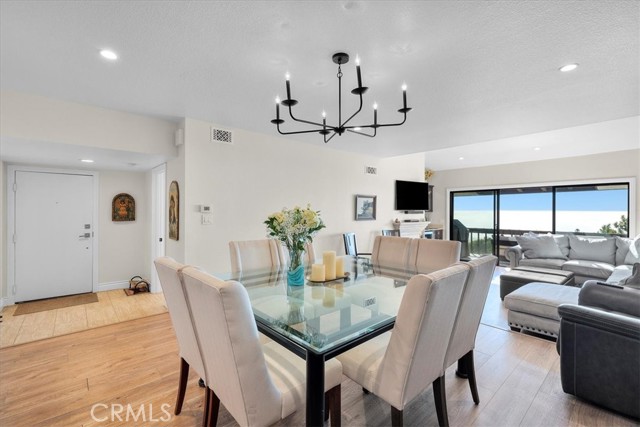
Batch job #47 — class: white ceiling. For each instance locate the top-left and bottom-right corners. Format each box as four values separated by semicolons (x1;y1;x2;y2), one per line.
0;1;638;170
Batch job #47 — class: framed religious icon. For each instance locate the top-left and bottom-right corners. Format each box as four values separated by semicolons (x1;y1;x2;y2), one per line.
112;193;135;221
169;181;179;240
355;194;377;221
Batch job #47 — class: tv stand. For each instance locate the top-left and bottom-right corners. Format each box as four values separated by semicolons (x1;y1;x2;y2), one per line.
393;221;430;238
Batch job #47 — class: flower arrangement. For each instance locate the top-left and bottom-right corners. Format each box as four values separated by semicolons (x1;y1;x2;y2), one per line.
424;168;434;181
265;205;325;275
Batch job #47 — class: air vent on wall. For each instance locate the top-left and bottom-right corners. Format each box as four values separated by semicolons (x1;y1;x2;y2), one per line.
364;166;377;175
211;127;233;144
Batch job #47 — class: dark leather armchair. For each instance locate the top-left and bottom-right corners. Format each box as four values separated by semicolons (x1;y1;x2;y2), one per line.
558;281;640;419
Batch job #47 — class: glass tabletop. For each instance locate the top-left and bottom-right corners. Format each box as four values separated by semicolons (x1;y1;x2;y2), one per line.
217;257;416;354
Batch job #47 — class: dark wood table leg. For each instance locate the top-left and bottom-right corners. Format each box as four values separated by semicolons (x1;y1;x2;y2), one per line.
306;351;325;426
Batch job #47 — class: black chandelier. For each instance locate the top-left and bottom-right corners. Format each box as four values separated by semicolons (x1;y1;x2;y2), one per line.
271;52;412;143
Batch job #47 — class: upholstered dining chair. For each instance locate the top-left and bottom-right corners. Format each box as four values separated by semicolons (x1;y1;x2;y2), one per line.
229;239;285;273
370;235;415;270
180;266;343;427
443;255;497;405
409;238;462;274
153;257;206;418
336;264;470;426
343;232;371;257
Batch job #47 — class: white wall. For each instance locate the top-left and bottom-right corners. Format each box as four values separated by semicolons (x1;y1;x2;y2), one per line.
98;171;150;289
428;149;640;237
0;162;5;306
164;120;186;263
181;118;425;273
0;91;177;156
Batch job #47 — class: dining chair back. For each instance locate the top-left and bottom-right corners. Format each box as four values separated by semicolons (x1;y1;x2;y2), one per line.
444;255;497;404
229;239;285;273
153;257;206;416
409;238;461;274
181;266;342;427
371;235;414;270
336;263;470;426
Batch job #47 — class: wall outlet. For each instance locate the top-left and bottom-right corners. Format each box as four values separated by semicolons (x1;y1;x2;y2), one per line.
201;214;213;225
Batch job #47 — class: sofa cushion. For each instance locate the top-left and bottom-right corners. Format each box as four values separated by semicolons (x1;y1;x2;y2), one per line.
520;258;566;269
607;264;633;284
624;235;640;265
516;235;566;260
615;236;633;265
562;260;614;280
568;235;616;265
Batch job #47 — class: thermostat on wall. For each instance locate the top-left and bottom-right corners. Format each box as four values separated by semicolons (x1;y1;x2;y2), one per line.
200;205;212;213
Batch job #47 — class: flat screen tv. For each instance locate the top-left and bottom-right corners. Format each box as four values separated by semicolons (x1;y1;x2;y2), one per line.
395;180;430;211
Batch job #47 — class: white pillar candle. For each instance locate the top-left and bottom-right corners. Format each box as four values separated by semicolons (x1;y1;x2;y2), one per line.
310;263;325;282
323;251;336;280
335;257;344;277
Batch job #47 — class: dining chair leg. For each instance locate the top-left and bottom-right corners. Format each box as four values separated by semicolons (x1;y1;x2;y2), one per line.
362;387;370;394
202;386;210;427
175;357;190;415
455;356;468;378
391;406;403;427
207;388;221;427
433;375;449;427
325;385;341;426
465;350;480;404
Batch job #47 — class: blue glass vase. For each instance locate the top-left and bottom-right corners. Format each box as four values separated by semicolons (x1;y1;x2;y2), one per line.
287;248;305;286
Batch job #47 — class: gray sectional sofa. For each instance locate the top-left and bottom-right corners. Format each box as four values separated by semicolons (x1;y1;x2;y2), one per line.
504;234;639;285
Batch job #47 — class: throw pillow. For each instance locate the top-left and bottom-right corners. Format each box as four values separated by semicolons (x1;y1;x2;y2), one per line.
620;263;640;289
548;234;570;257
615;236;632;265
568;235;616;265
515;235;566;260
624;235;640;265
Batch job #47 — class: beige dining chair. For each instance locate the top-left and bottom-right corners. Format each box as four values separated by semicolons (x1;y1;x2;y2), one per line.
153;257;207;418
444;255;497;404
370;235;415;270
180;266;343;427
229;239;285;273
336;264;470;426
409;238;462;274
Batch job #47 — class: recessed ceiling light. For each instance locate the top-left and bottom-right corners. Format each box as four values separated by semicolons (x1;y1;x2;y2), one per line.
559;63;578;72
458;157;464;160
80;159;94;163
100;49;118;60
533;147;541;151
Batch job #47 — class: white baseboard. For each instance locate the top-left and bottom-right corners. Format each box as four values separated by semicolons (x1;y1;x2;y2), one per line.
96;280;129;292
0;297;13;310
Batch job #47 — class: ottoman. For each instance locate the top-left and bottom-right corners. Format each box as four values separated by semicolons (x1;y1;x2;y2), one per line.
500;266;575;300
504;282;580;338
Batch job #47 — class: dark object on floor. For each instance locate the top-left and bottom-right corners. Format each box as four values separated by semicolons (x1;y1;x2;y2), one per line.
124;276;150;296
14;293;99;315
558;281;640;419
198;378;205;388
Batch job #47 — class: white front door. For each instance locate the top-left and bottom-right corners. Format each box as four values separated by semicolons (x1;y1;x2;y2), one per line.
14;170;94;302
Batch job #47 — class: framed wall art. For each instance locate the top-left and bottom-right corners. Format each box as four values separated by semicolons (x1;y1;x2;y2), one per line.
112;193;135;221
169;181;179;240
355;194;377;221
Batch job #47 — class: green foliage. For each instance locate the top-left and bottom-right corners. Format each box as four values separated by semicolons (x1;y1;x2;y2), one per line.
598;214;628;236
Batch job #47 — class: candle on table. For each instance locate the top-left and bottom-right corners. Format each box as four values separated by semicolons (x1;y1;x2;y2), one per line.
323;251;336;281
310;263;325;282
335;257;344;277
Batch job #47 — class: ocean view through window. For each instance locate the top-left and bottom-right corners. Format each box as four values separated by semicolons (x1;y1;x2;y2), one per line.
450;182;630;261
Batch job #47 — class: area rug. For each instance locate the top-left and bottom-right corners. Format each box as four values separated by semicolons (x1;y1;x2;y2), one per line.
13;293;99;316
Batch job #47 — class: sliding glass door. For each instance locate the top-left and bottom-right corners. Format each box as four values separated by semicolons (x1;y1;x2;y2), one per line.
450;182;630;263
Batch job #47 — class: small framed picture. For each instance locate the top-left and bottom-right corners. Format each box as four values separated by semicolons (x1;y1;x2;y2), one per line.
355;195;377;221
169;181;179;241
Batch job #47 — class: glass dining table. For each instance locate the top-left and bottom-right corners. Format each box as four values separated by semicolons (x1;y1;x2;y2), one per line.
217;256;416;426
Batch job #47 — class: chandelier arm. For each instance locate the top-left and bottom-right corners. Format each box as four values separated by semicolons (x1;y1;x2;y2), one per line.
286;105;327;128
340;92;364;128
276;124;332;135
324;131;338;143
346;128;376;138
372;112;408;128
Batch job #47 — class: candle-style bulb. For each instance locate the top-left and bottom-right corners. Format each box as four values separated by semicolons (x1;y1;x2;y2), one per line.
275;96;281;104
402;83;407;91
285;72;290;81
322;110;326;118
355;55;360;66
373;102;378;110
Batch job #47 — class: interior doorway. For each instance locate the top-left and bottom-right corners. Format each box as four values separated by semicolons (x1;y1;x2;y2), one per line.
150;164;166;293
8;166;98;303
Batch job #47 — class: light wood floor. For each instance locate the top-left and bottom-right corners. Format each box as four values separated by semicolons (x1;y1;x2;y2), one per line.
1;290;638;425
0;290;167;348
